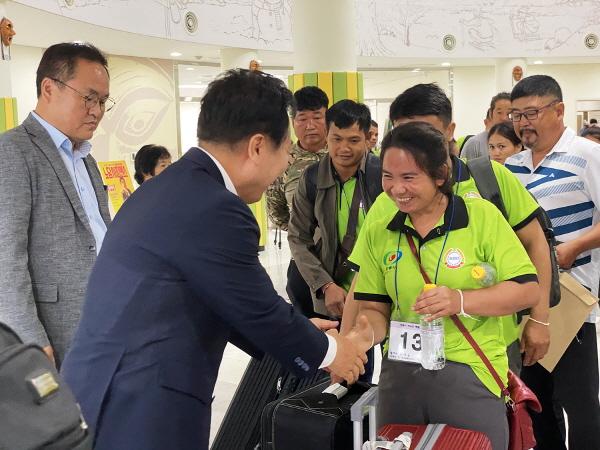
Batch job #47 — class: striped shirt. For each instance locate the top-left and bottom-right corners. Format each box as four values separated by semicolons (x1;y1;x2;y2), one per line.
506;127;600;320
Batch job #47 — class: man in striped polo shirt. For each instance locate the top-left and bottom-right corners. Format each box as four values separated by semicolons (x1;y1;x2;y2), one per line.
505;74;600;450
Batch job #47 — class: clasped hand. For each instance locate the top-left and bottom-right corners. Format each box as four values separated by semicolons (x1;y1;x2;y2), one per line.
412;286;461;321
325;315;373;385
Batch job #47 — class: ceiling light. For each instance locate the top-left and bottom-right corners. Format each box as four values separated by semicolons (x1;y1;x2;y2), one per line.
170;52;182;57
185;67;195;71
533;60;543;65
441;62;451;67
411;68;421;72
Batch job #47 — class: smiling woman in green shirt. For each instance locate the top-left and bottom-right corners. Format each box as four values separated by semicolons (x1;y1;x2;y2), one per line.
348;122;539;450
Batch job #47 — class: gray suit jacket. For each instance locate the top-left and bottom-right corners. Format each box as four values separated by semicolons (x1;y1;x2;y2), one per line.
0;113;110;364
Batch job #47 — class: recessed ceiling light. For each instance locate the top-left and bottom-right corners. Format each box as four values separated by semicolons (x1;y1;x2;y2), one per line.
185;67;195;71
441;62;451;67
533;60;543;65
170;52;182;57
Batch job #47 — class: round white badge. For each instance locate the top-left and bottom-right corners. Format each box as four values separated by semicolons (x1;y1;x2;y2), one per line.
445;248;465;269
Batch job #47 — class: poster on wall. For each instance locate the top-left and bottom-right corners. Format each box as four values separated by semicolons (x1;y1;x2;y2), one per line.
98;160;134;214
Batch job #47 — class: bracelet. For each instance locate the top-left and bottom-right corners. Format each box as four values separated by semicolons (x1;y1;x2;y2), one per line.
321;282;335;294
457;289;479;320
528;317;550;326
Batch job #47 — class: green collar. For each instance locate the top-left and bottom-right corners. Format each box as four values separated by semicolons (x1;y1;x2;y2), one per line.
386;194;469;243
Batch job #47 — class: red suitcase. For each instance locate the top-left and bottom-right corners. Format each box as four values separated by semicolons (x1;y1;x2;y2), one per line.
350;387;492;450
378;424;492;450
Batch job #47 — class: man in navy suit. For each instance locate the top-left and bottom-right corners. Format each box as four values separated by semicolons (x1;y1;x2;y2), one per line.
61;69;373;450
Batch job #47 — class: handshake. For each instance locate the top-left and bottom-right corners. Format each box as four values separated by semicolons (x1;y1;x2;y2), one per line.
313;315;374;385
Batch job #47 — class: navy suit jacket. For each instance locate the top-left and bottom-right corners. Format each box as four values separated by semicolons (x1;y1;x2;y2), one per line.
61;148;328;450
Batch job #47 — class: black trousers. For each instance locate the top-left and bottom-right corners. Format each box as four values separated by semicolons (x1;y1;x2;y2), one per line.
521;322;600;450
286;259;322;318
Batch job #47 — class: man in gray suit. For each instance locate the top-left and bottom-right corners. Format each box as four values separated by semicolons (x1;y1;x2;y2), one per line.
0;42;112;366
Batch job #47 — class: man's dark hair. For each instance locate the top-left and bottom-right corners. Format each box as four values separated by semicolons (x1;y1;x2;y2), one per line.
490;92;511;112
511;75;563;102
380;121;451;194
389;83;452;126
325;99;372;135
291;86;329;116
590;118;598;124
582;126;600;139
134;144;171;185
371;120;379;127
197;69;294;147
36;42;109;97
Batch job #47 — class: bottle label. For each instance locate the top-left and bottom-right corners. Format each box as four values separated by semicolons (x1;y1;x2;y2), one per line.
388;321;422;363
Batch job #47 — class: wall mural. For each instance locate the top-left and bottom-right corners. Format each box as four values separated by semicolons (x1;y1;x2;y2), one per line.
16;0;293;51
90;56;178;176
13;0;600;57
356;0;600;58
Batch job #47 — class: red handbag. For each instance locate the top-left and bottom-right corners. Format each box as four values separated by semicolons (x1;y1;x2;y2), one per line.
406;236;542;450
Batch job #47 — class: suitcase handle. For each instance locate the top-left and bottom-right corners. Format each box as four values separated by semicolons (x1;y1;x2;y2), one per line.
351;387;379;450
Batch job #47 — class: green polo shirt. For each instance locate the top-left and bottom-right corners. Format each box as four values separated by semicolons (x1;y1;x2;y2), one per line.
349;196;537;397
361;156;541;346
336;177;365;290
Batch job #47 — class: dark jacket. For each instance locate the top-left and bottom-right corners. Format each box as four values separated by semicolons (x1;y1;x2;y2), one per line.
61;148;328;450
288;153;382;316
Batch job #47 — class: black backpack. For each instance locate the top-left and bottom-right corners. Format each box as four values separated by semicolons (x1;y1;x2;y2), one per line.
304;153;382;208
466;156;561;314
0;322;93;450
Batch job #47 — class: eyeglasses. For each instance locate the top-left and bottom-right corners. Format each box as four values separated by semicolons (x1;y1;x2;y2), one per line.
51;78;116;112
509;100;559;122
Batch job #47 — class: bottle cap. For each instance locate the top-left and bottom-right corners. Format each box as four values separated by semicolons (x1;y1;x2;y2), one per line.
422;283;436;292
471;265;485;280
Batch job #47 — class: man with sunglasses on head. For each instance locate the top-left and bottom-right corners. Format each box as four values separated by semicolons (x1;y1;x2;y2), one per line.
0;42;112;367
505;75;600;450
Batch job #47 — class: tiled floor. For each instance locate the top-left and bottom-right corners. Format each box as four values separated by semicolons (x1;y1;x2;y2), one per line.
208;229;600;447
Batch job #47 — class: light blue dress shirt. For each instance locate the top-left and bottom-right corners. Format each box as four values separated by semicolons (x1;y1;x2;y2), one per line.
32;112;107;254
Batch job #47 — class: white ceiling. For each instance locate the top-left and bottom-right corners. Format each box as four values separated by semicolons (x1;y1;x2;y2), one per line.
6;0;600;71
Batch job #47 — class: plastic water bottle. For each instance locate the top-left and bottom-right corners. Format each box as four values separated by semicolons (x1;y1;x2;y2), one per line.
471;263;497;287
420;284;445;370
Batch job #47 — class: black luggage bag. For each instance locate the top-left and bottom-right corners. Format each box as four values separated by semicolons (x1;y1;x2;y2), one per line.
210;354;327;450
0;322;93;450
261;380;371;450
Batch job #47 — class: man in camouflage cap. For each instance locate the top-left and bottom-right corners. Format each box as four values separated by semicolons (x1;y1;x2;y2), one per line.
266;86;329;317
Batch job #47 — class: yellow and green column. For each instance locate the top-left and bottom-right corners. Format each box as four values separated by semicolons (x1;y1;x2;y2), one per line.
0;97;18;133
288;71;364;105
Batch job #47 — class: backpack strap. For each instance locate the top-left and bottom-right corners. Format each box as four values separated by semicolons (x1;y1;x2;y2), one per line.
362;153;383;210
0;322;23;348
305;154;382;213
466;157;508;219
304;162;319;205
459;134;474;154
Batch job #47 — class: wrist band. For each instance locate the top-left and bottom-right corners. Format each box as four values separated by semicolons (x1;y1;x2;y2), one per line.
457;289;479;320
529;317;550;326
322;282;334;294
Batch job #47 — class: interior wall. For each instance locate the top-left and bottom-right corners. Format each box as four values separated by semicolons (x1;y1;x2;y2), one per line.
9;45;43;122
8;46;179;179
180;101;200;153
451;66;496;138
528;64;600;132
92;55;178;178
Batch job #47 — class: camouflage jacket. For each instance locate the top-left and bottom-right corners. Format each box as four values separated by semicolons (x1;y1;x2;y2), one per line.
265;142;327;230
